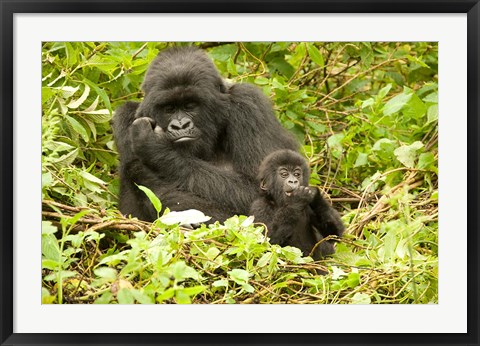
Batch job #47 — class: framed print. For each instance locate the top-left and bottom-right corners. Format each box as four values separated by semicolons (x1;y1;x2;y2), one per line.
1;1;479;346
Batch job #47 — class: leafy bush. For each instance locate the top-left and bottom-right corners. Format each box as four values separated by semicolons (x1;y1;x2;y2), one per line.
42;42;438;304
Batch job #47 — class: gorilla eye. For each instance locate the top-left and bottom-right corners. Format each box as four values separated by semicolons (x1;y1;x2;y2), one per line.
184;101;198;111
279;169;289;178
164;104;176;114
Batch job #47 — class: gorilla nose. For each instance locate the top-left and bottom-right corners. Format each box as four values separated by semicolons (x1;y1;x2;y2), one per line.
168;118;193;132
287;179;299;191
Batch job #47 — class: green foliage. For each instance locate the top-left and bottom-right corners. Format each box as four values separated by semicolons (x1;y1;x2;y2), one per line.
42;42;438;304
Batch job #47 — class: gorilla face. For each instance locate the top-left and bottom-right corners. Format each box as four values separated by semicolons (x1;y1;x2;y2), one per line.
278;166;303;196
135;72;229;159
258;149;310;203
150;94;202;144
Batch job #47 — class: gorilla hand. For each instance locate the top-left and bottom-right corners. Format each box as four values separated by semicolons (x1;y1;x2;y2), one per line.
289;186;315;207
130;117;168;155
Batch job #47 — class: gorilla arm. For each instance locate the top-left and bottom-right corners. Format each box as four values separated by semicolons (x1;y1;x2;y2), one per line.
309;187;345;239
128;115;258;216
250;187;313;247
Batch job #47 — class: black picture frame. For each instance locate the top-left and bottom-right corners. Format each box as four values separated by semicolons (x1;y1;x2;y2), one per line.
1;1;478;345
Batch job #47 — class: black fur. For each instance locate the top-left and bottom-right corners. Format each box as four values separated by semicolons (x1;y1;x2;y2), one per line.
112;47;298;222
250;150;345;259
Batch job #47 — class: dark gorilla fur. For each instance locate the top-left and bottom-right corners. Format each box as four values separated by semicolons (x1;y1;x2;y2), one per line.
112;47;298;222
250;150;345;259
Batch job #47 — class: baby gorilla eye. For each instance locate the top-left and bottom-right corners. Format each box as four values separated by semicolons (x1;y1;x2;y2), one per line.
279;168;289;178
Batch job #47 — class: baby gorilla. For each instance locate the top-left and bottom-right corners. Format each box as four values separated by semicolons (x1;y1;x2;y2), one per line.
250;150;344;260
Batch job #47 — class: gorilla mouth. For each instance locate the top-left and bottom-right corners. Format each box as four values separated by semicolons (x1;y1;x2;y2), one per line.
174;136;197;143
285;191;292;196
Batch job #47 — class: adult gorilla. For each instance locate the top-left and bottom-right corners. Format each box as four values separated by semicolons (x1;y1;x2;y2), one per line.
113;46;298;222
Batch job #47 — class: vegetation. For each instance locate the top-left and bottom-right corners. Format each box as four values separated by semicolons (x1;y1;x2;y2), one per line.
41;42;438;304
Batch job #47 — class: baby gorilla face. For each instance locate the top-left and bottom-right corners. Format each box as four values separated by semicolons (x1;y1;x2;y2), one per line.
278;166;303;196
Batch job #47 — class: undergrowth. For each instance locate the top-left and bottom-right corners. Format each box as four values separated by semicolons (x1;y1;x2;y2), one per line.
42;41;438;304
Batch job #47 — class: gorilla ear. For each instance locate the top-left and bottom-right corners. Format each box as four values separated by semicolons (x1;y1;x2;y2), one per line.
260;180;267;191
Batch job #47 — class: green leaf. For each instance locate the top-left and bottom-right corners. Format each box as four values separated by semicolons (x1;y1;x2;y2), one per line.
212;279;228;288
50;148;79;166
346;272;360;288
307;44;324;67
94;291;113;304
54;85;79;99
83;78;112;113
42;87;55;105
206;247;221;261
131;289;154;304
382;229;397;261
227;58;238;76
64;42;78;67
157;288;175;302
255;77;270;85
427;104;438;124
268;57;295;78
80;171;106;185
67;84;90;109
377;83;392;100
280;246;305;263
351;292;371;304
80;110;112;124
417;152;436;170
94;267;118;281
257;252;272;267
42;287;55;304
42;259;61;270
327;133;345;158
361;98;375;109
354;152;369;167
44;270;77;282
394;141;424;168
306;120;326;133
422;92;438;103
98;252;129;266
65;115;89;142
181;286;205;296
42;233;61;262
171;261;200;281
117;288;135;304
228;269;250;285
136;184;162;214
383;91;413;116
63;209;91;227
175;290;191;304
42;221;58;235
404;93;427;119
242;283;255;293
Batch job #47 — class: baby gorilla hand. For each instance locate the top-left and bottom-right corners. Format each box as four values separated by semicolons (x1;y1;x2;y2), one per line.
290;186;315;206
